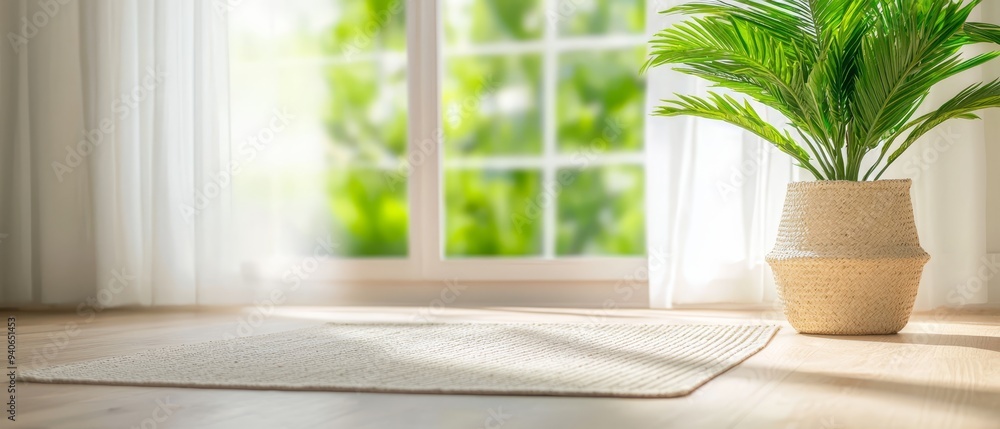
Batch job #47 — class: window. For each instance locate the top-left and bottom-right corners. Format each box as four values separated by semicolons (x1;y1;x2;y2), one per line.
229;0;648;282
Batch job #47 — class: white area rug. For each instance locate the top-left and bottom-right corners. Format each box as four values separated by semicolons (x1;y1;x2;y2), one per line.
21;323;778;398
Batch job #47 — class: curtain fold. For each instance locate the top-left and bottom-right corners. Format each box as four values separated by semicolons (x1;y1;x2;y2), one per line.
0;0;94;306
78;0;238;306
645;1;994;310
0;0;237;307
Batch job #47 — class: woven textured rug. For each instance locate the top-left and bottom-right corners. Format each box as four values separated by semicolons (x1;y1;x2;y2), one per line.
21;323;778;398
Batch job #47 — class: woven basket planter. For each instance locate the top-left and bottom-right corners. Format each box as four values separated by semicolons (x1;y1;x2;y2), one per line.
766;180;930;335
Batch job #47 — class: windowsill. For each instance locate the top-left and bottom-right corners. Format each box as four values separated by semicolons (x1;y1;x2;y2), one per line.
246;280;651;309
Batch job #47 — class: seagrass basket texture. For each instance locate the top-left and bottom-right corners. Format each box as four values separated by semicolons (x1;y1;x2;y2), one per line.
766;179;930;335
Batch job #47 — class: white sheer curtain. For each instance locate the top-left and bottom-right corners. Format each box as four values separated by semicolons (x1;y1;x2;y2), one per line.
0;0;94;305
645;1;994;310
0;0;239;306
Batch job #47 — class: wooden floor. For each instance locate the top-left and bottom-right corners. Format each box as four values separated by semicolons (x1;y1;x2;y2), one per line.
11;307;1000;429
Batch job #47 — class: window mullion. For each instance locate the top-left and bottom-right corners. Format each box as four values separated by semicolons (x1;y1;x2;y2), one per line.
407;0;442;276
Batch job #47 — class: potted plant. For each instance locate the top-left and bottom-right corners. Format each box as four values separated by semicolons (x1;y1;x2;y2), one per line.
645;0;1000;335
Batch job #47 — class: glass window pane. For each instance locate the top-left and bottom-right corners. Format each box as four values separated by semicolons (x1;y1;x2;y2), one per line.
557;166;646;256
444;54;543;157
557;47;646;153
324;53;408;256
556;0;645;37
230;64;335;259
329;168;408;257
327;0;407;55
443;0;544;46
230;0;406;62
325;61;408;161
230;0;408;259
445;170;543;257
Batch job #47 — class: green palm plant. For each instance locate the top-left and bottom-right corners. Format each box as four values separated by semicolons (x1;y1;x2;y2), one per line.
644;0;1000;180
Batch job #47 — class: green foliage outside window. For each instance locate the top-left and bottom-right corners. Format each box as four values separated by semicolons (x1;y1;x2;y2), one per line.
557;166;646;256
445;170;543;256
557;47;646;153
444;55;544;156
323;1;409;257
323;0;648;258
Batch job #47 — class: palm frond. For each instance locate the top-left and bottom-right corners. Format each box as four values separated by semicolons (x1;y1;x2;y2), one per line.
850;0;975;147
874;79;1000;179
961;22;1000;45
664;0;818;57
653;93;823;179
645;16;811;127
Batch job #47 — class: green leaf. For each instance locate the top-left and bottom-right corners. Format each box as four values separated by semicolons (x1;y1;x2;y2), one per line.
884;79;1000;169
962;22;1000;45
653;92;823;179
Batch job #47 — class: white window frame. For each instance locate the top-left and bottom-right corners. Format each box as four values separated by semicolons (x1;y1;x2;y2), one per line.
247;0;649;284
